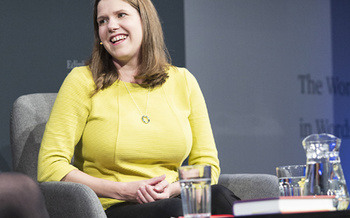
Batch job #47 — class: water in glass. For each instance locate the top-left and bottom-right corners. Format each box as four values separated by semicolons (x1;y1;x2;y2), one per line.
180;178;211;218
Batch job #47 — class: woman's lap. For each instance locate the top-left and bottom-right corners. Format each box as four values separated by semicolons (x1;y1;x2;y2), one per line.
106;197;182;218
105;184;240;218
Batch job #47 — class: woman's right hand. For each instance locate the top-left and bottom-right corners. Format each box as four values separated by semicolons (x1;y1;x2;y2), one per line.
116;175;167;202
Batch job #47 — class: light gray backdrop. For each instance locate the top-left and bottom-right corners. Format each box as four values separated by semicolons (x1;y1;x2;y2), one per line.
185;0;333;174
184;0;349;189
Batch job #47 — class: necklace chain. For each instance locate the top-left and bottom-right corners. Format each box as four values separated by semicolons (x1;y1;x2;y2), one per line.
123;81;151;124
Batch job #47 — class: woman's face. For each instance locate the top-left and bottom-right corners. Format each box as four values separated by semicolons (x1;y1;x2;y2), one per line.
97;0;143;65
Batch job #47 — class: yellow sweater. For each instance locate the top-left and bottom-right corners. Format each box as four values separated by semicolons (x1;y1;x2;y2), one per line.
38;66;220;210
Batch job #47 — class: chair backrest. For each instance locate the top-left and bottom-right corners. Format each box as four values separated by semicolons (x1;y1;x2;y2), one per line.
10;93;57;181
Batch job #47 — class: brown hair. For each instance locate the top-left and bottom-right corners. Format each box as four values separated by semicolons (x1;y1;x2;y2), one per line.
87;0;171;95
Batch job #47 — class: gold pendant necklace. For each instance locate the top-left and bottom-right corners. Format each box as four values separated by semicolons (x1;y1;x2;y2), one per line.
123;81;151;124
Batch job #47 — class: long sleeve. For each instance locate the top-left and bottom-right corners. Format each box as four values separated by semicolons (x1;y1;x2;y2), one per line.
38;67;94;182
184;69;220;184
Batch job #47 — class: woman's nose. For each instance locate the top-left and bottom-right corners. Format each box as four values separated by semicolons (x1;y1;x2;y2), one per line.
108;18;119;32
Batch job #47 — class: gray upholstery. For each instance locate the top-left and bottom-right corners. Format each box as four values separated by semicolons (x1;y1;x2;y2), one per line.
11;93;57;181
10;93;279;218
218;174;279;200
10;93;107;218
40;182;106;218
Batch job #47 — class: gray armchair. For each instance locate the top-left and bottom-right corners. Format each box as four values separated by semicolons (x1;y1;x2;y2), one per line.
10;93;279;218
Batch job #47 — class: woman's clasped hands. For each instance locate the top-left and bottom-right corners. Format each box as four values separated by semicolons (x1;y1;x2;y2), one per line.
120;175;179;204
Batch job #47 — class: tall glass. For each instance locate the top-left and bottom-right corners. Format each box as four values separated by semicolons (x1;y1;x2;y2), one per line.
178;165;211;218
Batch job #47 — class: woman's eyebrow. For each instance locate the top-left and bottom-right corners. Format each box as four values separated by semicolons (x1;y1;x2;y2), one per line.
97;15;107;21
113;9;127;15
97;9;127;19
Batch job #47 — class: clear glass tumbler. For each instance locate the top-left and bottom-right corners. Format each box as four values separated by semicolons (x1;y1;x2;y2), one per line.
178;165;211;218
276;165;306;196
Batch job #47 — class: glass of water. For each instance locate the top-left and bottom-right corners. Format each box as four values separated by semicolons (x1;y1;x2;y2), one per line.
276;165;306;196
178;165;211;218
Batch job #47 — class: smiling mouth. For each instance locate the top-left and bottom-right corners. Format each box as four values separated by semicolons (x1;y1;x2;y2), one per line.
110;35;127;43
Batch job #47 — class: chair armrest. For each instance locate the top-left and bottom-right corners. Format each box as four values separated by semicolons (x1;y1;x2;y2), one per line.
39;182;107;218
218;174;279;200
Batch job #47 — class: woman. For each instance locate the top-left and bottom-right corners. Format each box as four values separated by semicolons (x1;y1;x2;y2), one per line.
38;0;239;217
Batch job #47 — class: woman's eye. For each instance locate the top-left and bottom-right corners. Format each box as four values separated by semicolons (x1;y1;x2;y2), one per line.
118;13;126;18
98;19;107;25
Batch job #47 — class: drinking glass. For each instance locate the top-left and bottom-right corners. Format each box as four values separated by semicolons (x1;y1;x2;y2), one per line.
178;165;211;218
276;165;306;196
